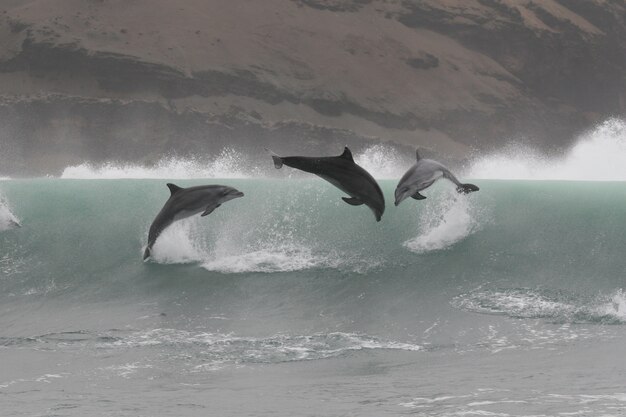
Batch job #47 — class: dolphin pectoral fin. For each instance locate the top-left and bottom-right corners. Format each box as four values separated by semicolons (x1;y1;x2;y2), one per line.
411;191;427;200
456;183;480;194
342;197;364;206
271;155;283;169
201;204;221;216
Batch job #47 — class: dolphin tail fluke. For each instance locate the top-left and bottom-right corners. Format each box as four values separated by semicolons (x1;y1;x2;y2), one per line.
271;155;283;169
456;183;480;194
143;246;152;261
264;148;283;169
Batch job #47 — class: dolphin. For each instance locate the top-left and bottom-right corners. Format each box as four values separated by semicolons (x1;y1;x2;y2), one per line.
394;149;479;206
268;147;385;221
143;183;244;260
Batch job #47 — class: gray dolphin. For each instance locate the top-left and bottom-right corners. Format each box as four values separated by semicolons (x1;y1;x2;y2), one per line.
269;147;385;221
143;183;244;260
394;149;479;206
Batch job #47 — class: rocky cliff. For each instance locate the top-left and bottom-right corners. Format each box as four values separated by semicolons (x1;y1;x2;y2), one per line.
0;0;624;175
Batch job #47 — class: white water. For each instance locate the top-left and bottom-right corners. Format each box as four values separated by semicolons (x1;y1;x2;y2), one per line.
467;118;626;181
61;148;257;179
147;217;380;274
37;117;626;182
0;195;20;231
452;288;626;324
354;144;411;179
60;144;411;180
404;191;482;254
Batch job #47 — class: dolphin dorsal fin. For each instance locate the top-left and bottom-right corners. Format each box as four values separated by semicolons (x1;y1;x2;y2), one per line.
340;147;354;162
166;183;183;195
416;148;421;161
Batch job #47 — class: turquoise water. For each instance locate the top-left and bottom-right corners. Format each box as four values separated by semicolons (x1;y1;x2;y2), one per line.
1;178;625;416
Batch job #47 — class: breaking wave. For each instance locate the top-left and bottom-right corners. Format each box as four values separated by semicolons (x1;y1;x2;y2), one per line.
61;148;258;179
354;144;410;179
467;118;626;180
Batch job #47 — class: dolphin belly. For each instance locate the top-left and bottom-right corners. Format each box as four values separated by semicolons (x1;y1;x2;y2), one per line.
173;208;204;221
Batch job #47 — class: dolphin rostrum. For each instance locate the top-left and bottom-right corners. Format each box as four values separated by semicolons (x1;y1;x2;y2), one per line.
143;183;244;260
394;149;479;206
268;147;385;221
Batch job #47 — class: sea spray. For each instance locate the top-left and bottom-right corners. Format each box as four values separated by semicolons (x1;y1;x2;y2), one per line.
467;118;626;180
145;188;380;273
403;190;482;253
61;148;258;179
354;144;411;179
0;194;20;231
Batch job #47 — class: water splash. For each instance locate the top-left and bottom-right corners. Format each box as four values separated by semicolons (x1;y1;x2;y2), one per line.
404;191;481;253
467;118;626;180
201;244;340;273
452;288;626;324
146;216;378;273
61;149;257;179
354;144;410;179
145;219;205;264
0;195;20;231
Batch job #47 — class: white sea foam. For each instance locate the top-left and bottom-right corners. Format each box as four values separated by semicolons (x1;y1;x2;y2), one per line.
467;118;626;180
99;329;421;364
146;218;378;273
452;288;626;324
146;219;205;264
0;195;20;231
404;191;482;254
201;244;340;273
61;148;256;179
594;288;626;322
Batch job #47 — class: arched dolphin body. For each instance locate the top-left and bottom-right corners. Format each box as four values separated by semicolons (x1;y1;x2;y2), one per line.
143;183;244;260
269;147;385;221
394;149;479;206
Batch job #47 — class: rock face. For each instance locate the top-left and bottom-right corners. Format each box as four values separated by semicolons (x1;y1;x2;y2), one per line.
0;0;624;175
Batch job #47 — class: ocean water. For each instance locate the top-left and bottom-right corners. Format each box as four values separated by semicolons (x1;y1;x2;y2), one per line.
1;120;626;416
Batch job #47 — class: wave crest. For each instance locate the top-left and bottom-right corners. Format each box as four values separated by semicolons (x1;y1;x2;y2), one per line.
467;118;626;180
354;144;410;179
61;149;256;179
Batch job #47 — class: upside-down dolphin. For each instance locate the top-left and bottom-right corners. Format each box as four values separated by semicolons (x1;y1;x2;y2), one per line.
268;147;385;221
143;183;244;260
394;149;479;206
